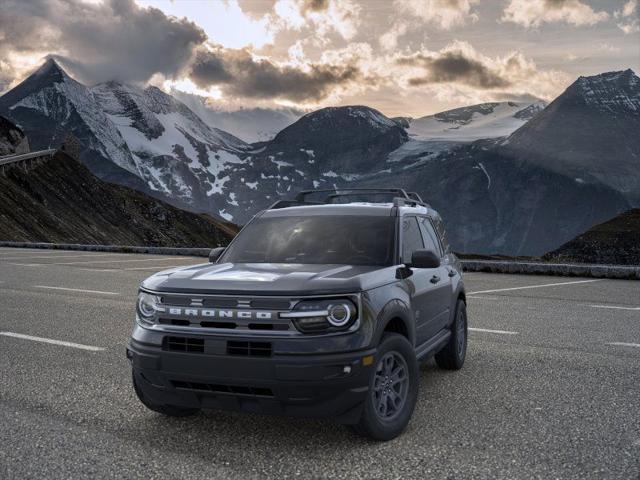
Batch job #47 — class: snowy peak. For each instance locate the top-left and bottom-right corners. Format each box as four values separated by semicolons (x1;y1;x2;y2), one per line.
31;57;71;84
569;69;640;112
407;101;546;142
0;60;137;174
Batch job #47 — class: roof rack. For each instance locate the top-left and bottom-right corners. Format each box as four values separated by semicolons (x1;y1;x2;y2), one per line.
268;188;429;210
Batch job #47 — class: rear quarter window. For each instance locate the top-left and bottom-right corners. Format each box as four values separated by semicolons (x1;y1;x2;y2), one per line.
433;217;450;253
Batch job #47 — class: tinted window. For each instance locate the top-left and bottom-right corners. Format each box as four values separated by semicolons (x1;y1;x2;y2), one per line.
401;217;424;264
418;217;442;257
220;216;395;266
433;217;450;253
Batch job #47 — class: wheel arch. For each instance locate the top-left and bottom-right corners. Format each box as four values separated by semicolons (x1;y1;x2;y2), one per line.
373;299;415;347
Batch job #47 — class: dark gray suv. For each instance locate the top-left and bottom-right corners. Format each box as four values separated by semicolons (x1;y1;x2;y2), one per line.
128;188;467;440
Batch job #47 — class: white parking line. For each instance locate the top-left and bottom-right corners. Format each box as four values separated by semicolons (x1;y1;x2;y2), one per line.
467;295;501;301
123;265;191;271
12;257;185;266
469;327;519;335
468;279;601;295
34;285;119;295
0;253;124;261
606;342;640;348
588;305;640;311
79;268;120;272
0;332;105;352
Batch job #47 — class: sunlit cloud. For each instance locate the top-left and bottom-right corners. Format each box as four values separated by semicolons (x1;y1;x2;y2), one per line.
502;0;609;28
273;0;361;40
614;0;639;34
136;0;276;49
395;0;479;30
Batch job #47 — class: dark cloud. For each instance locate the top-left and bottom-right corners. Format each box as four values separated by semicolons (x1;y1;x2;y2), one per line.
190;47;361;102
544;0;571;7
302;0;330;13
398;51;511;89
0;0;206;84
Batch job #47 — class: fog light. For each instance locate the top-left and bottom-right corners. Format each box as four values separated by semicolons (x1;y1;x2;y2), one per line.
362;355;374;366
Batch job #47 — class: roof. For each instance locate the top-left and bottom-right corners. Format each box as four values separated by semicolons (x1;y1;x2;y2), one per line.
261;188;438;218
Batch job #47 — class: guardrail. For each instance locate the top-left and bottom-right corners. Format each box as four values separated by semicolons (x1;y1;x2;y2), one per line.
0;149;57;169
462;259;640;280
0;241;211;257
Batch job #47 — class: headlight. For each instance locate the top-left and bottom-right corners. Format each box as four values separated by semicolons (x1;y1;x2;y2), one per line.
137;292;161;324
281;298;357;333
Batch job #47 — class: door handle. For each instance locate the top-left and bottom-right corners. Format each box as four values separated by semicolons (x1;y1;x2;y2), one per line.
430;275;440;284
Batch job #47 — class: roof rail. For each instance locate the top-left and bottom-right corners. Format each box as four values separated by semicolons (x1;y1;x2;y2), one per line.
266;188;430;210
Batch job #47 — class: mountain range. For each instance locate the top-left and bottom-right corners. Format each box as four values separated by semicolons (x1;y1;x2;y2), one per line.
1;59;638;256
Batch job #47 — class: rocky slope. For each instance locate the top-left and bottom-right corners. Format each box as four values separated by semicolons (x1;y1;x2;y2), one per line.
503;69;640;203
0;116;29;156
544;209;640;265
0;149;236;246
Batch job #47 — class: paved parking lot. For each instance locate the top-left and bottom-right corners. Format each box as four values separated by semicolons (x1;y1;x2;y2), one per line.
0;247;638;479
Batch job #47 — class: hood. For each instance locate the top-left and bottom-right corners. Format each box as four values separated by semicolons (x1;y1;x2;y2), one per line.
141;262;397;296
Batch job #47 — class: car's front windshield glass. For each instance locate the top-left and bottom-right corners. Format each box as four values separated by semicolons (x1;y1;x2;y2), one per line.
220;215;395;266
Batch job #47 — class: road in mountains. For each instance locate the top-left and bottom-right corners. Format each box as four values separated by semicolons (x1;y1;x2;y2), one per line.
0;247;638;479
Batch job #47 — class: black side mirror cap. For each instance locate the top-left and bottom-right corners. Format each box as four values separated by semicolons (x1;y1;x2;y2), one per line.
408;249;440;269
209;247;226;263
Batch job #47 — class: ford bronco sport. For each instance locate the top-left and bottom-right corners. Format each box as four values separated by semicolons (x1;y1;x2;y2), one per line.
128;188;467;440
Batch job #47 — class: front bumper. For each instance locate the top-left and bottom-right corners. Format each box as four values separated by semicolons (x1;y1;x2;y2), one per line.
128;332;376;424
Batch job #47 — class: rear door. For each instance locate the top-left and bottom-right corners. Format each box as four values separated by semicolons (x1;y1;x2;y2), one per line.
418;216;452;334
400;216;441;346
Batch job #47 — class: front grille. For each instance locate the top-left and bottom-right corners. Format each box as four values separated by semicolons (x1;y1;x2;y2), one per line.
249;298;292;309
171;380;274;397
158;318;289;331
227;341;272;357
163;336;204;353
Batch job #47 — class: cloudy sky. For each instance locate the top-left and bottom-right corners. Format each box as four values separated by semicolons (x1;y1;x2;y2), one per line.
1;0;638;116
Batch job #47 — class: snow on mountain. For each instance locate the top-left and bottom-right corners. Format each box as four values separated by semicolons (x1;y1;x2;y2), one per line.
89;81;254;217
171;90;302;143
0;60;256;221
407;101;546;142
4;59;635;256
3;59;137;173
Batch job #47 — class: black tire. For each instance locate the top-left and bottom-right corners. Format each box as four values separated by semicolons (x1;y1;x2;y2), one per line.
435;299;467;370
352;333;419;441
132;371;200;417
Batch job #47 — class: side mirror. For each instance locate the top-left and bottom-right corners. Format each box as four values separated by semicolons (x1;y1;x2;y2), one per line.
409;249;440;269
209;247;226;263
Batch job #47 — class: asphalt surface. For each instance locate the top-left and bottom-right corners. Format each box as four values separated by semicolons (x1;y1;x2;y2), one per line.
0;247;638;480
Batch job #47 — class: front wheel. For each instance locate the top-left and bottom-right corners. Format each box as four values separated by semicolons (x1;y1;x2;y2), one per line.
352;333;419;441
435;299;467;370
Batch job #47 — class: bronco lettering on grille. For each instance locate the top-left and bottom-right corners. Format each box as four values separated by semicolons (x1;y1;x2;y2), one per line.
167;308;273;320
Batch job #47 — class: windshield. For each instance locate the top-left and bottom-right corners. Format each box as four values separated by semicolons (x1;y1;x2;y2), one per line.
220;215;396;266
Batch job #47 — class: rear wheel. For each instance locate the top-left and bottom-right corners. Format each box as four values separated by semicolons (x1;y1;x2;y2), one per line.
435;299;467;370
132;371;200;417
352;333;418;441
